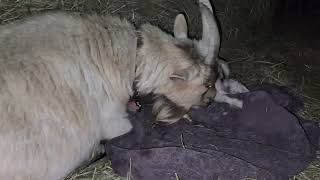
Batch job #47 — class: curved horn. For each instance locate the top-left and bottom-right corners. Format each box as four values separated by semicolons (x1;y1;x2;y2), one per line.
200;0;213;11
197;0;220;65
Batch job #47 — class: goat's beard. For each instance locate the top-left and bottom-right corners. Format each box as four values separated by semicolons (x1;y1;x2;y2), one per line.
151;95;188;124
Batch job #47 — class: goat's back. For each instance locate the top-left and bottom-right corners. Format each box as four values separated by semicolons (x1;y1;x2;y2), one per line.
0;12;137;179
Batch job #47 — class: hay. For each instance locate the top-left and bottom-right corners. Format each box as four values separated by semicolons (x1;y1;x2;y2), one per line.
0;0;276;40
213;0;277;42
0;0;319;180
64;158;124;180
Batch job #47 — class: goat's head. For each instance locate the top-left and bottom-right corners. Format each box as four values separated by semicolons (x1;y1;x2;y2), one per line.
136;0;222;124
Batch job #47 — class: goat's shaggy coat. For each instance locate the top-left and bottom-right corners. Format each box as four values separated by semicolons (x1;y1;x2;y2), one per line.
0;13;139;179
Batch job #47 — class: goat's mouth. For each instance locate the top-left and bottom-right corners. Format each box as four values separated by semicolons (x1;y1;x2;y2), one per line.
127;99;142;113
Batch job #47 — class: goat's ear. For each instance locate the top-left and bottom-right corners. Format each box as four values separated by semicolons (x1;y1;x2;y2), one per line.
173;14;188;39
170;67;196;82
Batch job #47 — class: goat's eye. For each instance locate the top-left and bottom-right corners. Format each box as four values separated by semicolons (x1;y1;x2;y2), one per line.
205;83;213;89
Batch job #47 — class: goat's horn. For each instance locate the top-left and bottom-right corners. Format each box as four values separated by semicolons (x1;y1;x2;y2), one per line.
197;0;220;65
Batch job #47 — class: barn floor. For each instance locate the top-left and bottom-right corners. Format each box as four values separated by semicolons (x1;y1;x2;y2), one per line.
0;0;319;179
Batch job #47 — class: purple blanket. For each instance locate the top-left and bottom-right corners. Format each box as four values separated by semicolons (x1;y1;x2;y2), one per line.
104;85;320;180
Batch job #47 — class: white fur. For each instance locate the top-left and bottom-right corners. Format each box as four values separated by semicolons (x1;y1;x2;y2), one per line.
217;79;250;94
0;12;139;179
214;79;249;108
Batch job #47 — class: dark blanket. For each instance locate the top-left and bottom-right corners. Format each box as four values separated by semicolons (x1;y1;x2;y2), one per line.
104;85;320;180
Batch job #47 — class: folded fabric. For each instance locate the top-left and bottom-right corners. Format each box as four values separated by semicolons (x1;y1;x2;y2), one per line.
104;85;320;180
